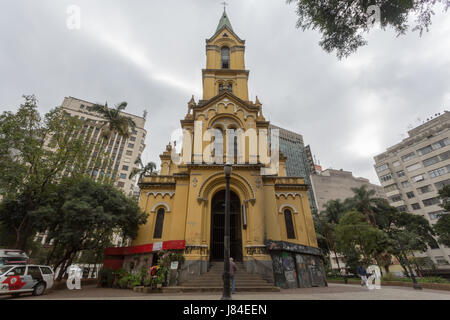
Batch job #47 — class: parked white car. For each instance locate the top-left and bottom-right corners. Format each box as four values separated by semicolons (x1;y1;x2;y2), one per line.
0;265;54;296
0;249;29;266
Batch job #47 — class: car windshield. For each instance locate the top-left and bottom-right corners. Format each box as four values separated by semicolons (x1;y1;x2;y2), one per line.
0;266;12;275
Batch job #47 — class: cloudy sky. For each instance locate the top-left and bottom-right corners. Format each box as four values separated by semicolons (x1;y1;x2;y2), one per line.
1;0;449;184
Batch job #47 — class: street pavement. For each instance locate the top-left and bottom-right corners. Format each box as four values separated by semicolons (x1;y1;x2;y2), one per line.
1;283;450;300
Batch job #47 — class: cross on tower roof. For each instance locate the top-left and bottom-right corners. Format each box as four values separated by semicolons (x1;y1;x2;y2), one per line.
221;1;228;11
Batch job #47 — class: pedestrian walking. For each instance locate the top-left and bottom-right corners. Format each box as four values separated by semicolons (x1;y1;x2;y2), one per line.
357;264;368;287
230;257;237;294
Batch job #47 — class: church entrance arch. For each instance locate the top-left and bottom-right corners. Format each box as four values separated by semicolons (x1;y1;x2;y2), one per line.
210;190;243;262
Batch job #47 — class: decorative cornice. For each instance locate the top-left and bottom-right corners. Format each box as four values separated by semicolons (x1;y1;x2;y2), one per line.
276;192;304;199
146;191;175;199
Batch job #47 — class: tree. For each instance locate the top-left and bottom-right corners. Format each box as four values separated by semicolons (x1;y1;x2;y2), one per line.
0;95;90;249
88;102;137;140
129;157;157;181
32;177;148;280
335;210;391;269
347;185;380;227
287;0;450;59
322;199;347;224
434;185;450;246
434;214;450;246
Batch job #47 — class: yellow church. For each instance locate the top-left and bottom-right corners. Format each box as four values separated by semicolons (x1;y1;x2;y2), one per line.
105;9;326;289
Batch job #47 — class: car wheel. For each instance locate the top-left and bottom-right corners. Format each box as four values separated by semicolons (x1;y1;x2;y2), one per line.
32;282;46;296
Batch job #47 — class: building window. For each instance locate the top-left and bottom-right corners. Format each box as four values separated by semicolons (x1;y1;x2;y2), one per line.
412;174;426;183
393;161;401;167
401;181;410;188
406;191;415;199
429;166;449;179
401;152;416;162
397;170;405;178
411;203;421;210
120;173;127;179
435;256;450;265
122;165;129;171
428;211;446;220
435;179;450;190
117;182;125;188
384;184;398;193
423;155;440;167
418;185;433;194
130;137;136;142
380;173;393;183
389;195;402;203
423;197;441;207
221;47;230;69
153;208;165;239
418;138;449;156
406;163;421;172
376;163;389;173
284;209;296;239
396;205;408;212
126;150;133;156
128;143;135;149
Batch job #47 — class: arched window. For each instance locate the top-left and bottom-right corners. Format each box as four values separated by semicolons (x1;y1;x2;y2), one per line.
284;209;296;239
221;47;230;69
153;208;165;239
219;83;224;94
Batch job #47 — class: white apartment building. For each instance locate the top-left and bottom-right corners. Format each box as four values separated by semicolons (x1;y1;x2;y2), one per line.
35;97;147;247
374;111;450;267
61;96;147;197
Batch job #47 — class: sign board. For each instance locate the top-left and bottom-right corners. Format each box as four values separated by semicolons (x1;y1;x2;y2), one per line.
153;242;163;252
170;261;179;270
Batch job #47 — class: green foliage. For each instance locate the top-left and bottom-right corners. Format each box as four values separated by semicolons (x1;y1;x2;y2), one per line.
88;102;136;140
129;157;157;181
0;95;91;249
434;214;450;246
434;185;450;246
287;0;449;59
30;177;148;278
335;210;391;269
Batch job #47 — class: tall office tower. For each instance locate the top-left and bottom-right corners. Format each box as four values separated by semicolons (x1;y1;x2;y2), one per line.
269;124;317;212
60;97;147;198
374;111;450;267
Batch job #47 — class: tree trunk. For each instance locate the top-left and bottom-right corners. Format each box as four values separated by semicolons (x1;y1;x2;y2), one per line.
333;250;341;271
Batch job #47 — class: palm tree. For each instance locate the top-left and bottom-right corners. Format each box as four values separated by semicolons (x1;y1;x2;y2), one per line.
322;199;347;224
348;185;379;227
88;102;137;140
129;157;157;181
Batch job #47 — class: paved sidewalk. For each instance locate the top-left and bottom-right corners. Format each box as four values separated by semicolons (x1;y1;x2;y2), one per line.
2;283;450;300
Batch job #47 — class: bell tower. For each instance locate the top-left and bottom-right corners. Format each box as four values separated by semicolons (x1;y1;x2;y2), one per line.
202;9;250;101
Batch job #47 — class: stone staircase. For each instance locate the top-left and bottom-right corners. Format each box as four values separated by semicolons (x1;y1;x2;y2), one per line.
163;261;280;293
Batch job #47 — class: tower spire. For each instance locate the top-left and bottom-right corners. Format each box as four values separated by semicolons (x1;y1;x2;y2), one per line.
216;4;233;33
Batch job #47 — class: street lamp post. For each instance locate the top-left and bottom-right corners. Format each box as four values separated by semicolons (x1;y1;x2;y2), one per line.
390;223;422;290
222;164;232;300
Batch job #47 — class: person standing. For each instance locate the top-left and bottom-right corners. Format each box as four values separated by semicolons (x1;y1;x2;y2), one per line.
357;264;368;287
230;257;237;294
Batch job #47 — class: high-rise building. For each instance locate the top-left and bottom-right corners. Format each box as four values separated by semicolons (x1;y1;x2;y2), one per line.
269;124;317;212
34;97;147;248
310;169;386;215
374;111;450;267
61;97;147;198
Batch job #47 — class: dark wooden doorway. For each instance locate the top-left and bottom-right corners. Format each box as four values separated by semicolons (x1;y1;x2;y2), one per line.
210;190;243;262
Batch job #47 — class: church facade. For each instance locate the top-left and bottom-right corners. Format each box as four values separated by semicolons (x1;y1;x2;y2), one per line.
108;10;326;289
